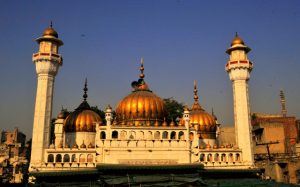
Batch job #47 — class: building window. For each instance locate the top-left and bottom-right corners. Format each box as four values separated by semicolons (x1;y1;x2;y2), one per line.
79;154;85;162
112;131;118;139
221;154;226;162
207;154;213;162
200;154;205;162
170;131;176;139
87;154;93;162
228;153;233;162
63;154;70;162
178;131;184;140
48;154;54;163
189;132;194;141
214;153;219;162
100;131;106;139
71;154;76;162
56;154;62;162
162;131;168;139
154;131;160;139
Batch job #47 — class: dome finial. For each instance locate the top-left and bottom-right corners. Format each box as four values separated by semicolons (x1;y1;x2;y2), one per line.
235;32;238;37
193;80;199;102
50;21;53;28
83;78;88;101
139;57;145;79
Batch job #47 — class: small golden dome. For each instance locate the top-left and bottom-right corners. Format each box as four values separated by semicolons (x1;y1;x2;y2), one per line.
57;109;69;119
64;102;101;132
190;81;217;137
115;59;167;126
190;105;216;128
64;80;102;132
231;32;245;46
43;24;58;38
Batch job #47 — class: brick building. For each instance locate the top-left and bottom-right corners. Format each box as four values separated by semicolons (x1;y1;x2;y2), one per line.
0;128;29;184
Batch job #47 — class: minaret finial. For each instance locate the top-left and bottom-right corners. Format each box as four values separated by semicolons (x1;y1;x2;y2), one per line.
139;57;145;79
83;78;88;101
280;90;287;117
193;80;199;102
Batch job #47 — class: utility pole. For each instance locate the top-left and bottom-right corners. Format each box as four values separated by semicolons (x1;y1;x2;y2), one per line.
256;141;279;160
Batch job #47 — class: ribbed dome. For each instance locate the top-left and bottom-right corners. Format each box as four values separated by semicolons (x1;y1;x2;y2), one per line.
64;79;102;132
116;89;167;126
190;103;216;128
43;25;58;38
115;59;167;126
64;101;101;132
231;33;245;46
190;81;217;138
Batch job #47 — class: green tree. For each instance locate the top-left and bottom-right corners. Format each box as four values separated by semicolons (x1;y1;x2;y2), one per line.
163;97;184;124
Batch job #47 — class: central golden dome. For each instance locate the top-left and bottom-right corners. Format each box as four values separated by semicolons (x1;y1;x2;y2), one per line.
115;59;167;126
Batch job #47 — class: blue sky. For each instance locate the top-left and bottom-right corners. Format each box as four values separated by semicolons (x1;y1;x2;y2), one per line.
0;1;299;138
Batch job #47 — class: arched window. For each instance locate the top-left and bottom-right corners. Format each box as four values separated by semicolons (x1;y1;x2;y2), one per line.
221;154;226;162
189;132;194;141
207;154;213;162
63;154;70;162
120;131;127;139
71;154;76;162
170;131;176;139
236;153;241;162
214;153;219;162
137;131;144;139
178;131;184;140
100;131;106;139
79;154;85;163
129;131;136;139
87;154;93;162
162;131;168;139
229;153;234;162
56;154;62;162
112;131;118;139
147;131;153;139
47;154;54;163
200;154;205;162
154;131;160;139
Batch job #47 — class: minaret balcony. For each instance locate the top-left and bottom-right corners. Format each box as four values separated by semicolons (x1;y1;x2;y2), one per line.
225;60;253;71
32;52;63;64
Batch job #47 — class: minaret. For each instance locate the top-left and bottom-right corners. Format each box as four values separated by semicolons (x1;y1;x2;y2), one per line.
280;90;287;117
225;33;254;166
105;105;113;139
30;23;63;170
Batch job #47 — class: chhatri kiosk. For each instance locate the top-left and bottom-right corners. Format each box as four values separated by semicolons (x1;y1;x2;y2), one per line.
29;25;264;186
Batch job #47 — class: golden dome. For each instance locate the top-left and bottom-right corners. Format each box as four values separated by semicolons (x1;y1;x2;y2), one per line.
230;32;244;46
190;81;217;138
64;80;102;132
43;23;58;38
63;101;101;132
115;59;167;126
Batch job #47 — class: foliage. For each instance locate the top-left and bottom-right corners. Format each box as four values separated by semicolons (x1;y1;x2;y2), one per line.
90;106;105;119
163;97;184;124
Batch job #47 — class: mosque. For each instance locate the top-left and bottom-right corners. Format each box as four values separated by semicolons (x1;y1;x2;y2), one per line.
29;25;258;186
